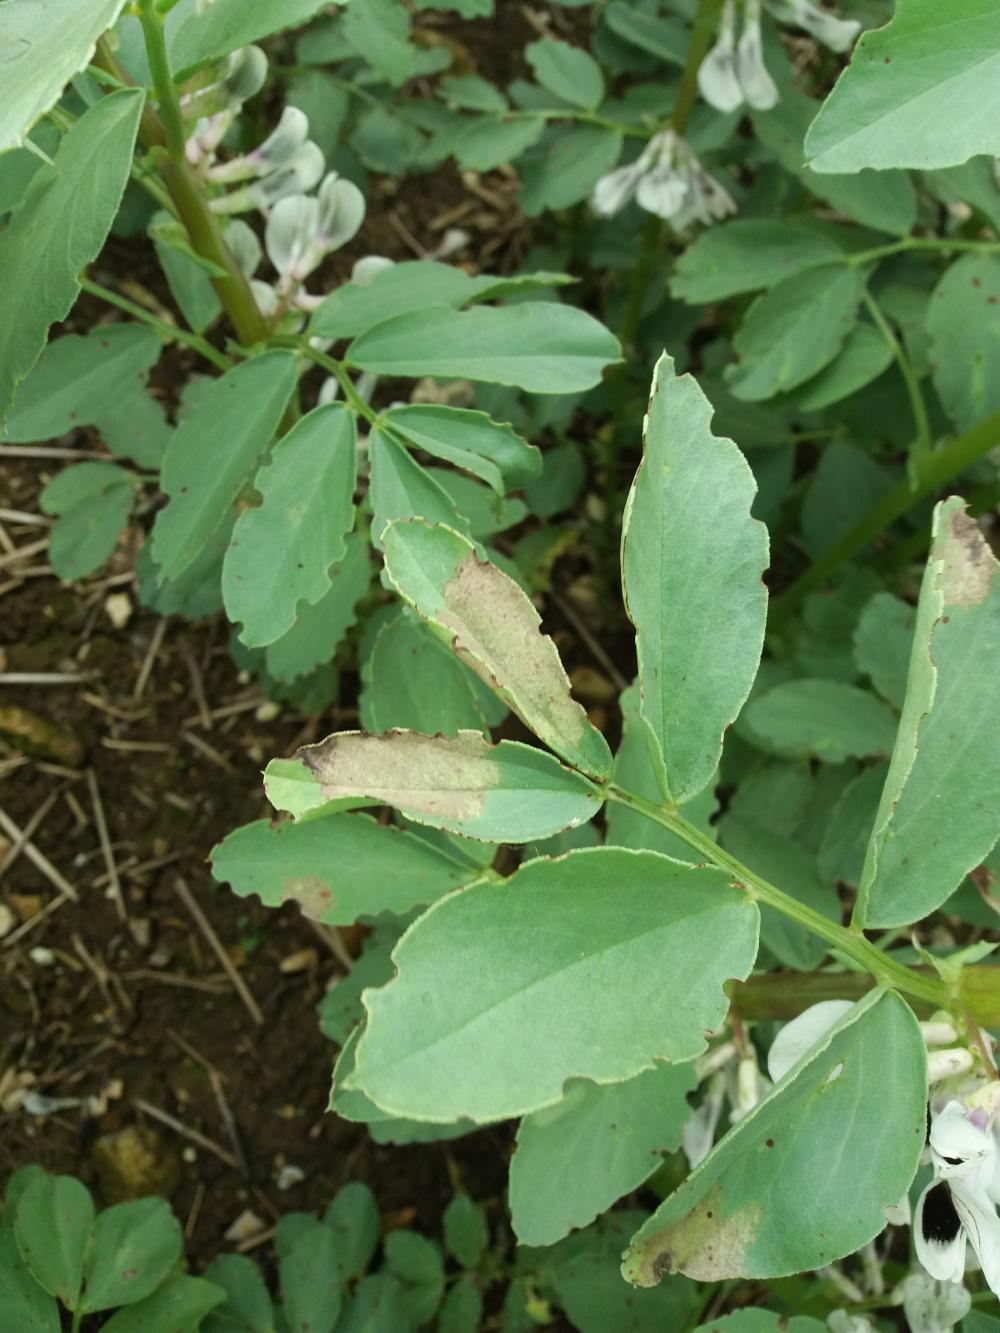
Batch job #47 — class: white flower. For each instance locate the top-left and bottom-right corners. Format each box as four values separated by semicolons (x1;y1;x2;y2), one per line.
224;45;268;105
767;999;853;1082
698;0;743;113
590;157;649;217
591;130;735;229
351;255;395;285
915;1100;1000;1296
728;1048;771;1123
682;1070;726;1168
699;0;779;113
265;194;320;279
900;1271;970;1333
736;0;779;109
764;0;861;53
224;219;261;278
315;173;366;252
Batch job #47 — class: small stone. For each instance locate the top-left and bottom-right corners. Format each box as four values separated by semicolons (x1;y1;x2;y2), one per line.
104;593;133;629
29;947;55;967
224;1208;267;1243
279;947;318;974
255;700;281;723
276;1164;306;1190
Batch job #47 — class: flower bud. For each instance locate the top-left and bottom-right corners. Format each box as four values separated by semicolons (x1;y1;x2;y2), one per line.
316;172;366;251
737;0;779;109
928;1049;975;1083
698;0;743;113
225;45;268;104
265;194;320;278
352;255;395;286
766;0;860;53
224;218;262;278
256;106;310;168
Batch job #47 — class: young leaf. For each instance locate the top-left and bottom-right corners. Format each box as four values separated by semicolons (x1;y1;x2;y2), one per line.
525;37;605;110
519;125;624;215
443;1196;489;1270
926;254;1000;431
150;351;297;583
670;222;842;303
453;116;546;171
311;261;482;339
382;1231;445;1325
857;499;1000;927
322;1182;381;1282
279;1225;343;1333
200;1254;275;1333
854;593;916;710
265;532;372;683
0;1225;60;1333
4;326;166;466
0;90;144;427
342;0;414;86
623;990;926;1285
347;304;621;394
167;0;328;79
0;0;129;151
345;848;759;1122
438;1278;483;1333
382;405;541;494
510;1063;697;1247
805;1;1000;172
266;732;603;843
791;323;894;412
211;811;481;925
621;356;768;804
693;1315;825;1333
725;267;864;401
223;404;357;648
381;519;612;778
742;680;898;764
40;462;135;580
79;1198;182;1312
13;1173;94;1305
100;1275;226;1331
361;613;507;736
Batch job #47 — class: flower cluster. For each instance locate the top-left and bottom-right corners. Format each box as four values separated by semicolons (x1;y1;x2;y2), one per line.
698;0;861;114
591;130;735;230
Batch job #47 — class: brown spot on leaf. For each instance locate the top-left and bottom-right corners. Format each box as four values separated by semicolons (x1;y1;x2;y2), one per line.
282;876;336;921
939;508;997;609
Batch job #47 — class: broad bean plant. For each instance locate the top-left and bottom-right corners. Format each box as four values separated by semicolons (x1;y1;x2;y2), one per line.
4;0;1000;1328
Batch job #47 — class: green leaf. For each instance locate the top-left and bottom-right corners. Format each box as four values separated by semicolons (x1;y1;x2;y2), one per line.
718;817;838;970
13;1173;94;1305
153;228;220;335
443;1195;489;1269
438;1277;483;1333
361;612;507;736
337;1274;413;1333
725;267;864;401
101;1274;226;1331
854;592;916;709
264;532;371;684
279;1224;342;1333
383;405;540;494
606;683;718;861
342;0;414;86
510;1063;697;1247
322;1182;380;1282
519;125;623;214
525;38;604;110
926;254;1000;431
800;440;895;559
742;679;898;764
311;261;479;340
805;0;1000;172
0;1224;60;1333
40;462;134;580
80;1197;182;1312
670;222;842;303
792;322;895;412
211;811;480;924
602;3;688;63
536;1212;700;1333
150;351;297;583
623;990;926;1285
369;428;474;548
266;733;603;844
382;1231;444;1325
0;0;129;151
0;89;144;427
348;302;619;394
223;404;356;648
441;75;507;112
3;325;166;466
345;848;759;1122
381;519;612;778
167;0;328;79
857;498;1000;927
200;1254;275;1333
319;925;399;1045
693;1314;825;1333
817;764;887;891
622;355;768;804
453;116;546;171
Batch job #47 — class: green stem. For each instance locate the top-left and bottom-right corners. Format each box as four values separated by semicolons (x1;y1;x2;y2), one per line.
289;341;381;425
862;289;932;474
771;401;1000;623
80;275;233;371
137;0;186;159
607;784;949;1009
671;0;725;134
93;36;268;351
847;235;1000;268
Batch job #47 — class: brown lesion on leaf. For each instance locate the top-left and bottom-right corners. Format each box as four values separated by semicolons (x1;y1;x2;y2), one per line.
297;729;493;821
439;552;590;750
624;1183;759;1287
939;508;998;609
281;875;336;922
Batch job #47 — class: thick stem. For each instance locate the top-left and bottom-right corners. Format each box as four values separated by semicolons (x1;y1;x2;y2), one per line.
137;0;186;159
93;36;268;351
731;969;1000;1028
607;785;949;1009
771;401;1000;622
671;0;725;134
